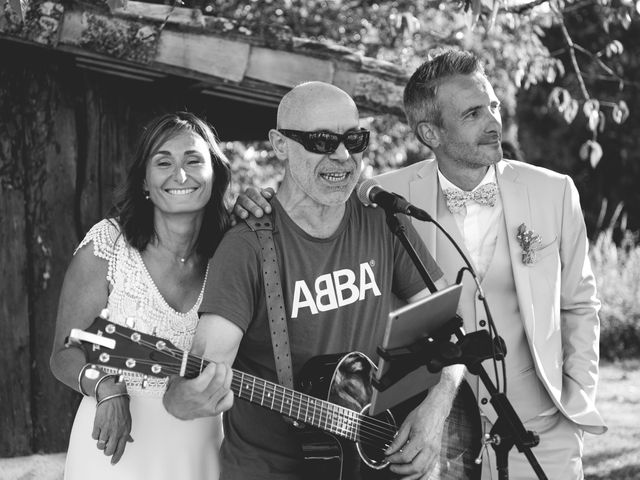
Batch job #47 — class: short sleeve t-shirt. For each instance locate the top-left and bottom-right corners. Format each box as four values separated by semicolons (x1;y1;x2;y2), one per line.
200;192;442;480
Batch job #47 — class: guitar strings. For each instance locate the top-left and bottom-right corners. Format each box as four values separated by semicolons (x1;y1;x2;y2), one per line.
124;332;396;441
109;331;398;449
133;339;398;448
115;352;395;452
113;334;397;448
173;351;400;446
126;334;473;472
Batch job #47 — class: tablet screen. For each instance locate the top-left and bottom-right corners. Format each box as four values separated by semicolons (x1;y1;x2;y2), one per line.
369;283;463;415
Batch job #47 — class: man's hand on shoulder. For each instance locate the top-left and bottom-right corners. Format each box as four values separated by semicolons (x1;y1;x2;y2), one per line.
163;362;234;420
232;187;274;220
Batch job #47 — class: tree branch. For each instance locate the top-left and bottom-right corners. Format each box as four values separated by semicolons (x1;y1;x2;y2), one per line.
501;0;549;14
559;16;590;100
584;74;640;88
561;0;596;14
552;44;629;87
573;43;625;85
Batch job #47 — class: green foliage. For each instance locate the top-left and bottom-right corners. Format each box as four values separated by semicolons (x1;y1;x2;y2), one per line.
203;0;562;121
1;0;65;44
201;0;640;233
519;5;640;233
590;228;640;359
79;15;158;62
223;141;283;200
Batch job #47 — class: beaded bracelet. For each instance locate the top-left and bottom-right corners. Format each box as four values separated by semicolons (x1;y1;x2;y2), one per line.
94;373;121;399
96;392;130;409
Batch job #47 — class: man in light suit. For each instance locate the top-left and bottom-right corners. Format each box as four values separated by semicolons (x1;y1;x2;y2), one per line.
374;49;606;479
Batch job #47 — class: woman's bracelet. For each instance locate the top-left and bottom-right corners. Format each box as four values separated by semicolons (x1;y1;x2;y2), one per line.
77;364;100;396
96;392;130;409
94;373;122;399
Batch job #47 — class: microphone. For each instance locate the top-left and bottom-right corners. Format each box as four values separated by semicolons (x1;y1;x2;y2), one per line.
357;178;433;222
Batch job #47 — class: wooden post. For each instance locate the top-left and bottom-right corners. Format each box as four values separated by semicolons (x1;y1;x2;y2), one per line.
28;98;83;453
0;185;32;456
0;61;33;457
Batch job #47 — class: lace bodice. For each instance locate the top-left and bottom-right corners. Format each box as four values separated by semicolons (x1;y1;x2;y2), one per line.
76;219;208;396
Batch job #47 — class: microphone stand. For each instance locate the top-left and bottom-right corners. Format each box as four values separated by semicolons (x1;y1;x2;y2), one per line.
383;209;438;293
378;208;548;480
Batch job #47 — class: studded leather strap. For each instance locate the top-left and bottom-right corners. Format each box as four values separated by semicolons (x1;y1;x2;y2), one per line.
245;214;294;389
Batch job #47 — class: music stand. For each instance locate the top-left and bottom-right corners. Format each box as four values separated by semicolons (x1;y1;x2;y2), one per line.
369;283;463;416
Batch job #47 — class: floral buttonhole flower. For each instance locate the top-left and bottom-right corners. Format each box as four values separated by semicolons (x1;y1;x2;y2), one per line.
516;223;542;265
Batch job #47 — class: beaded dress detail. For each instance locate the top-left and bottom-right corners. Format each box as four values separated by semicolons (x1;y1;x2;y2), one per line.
75;219;208;396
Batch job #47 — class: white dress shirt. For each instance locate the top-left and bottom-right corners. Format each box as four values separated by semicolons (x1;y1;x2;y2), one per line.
438;166;502;279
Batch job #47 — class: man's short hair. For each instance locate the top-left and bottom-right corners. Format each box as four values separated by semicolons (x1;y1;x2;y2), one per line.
403;50;485;134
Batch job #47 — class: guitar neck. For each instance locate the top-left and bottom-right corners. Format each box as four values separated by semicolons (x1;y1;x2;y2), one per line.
184;353;360;441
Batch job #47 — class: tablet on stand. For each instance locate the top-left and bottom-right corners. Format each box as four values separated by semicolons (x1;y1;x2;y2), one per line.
369;283;463;416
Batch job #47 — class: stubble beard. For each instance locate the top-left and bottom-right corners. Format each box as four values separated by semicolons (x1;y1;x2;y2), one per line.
445;140;502;171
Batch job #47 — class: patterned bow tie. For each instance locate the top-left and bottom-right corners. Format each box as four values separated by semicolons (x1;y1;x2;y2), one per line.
442;182;498;213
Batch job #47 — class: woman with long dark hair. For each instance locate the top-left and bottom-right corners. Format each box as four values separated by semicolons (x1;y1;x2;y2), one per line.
50;112;231;479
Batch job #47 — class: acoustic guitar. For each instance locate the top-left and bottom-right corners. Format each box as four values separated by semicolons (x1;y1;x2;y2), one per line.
69;315;481;480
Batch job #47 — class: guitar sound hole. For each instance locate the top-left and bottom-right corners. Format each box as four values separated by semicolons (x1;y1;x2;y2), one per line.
356;405;395;469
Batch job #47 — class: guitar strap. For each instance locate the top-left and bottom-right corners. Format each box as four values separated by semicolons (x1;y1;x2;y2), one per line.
244;214;294;390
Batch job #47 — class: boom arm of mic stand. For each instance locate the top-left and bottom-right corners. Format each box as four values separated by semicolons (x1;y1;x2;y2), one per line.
383;210;437;293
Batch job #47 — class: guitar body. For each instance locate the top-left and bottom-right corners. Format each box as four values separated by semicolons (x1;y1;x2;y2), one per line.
296;352;482;480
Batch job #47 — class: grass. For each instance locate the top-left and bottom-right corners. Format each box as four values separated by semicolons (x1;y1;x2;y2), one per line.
583;360;640;480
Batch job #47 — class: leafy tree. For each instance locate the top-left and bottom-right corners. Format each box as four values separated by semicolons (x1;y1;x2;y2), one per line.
179;0;639;232
516;1;640;233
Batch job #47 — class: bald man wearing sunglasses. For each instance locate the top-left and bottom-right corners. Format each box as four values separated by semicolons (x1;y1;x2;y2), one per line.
163;81;469;480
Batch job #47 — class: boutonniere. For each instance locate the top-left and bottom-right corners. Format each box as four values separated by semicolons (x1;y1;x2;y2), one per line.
516;223;542;265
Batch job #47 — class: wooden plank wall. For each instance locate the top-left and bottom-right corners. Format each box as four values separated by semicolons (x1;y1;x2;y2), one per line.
0;53;163;456
0;81;32;454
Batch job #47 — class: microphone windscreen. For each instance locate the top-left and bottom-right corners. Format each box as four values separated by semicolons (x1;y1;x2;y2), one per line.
356;178;379;206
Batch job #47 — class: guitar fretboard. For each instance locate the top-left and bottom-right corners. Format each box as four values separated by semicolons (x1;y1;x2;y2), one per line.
185;356;360;441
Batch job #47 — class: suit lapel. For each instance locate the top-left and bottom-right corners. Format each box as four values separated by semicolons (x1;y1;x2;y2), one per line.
408;160;439;254
496;161;536;340
407;160;473;284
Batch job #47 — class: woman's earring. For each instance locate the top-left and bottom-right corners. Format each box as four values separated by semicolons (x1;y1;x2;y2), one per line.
144;191;150;200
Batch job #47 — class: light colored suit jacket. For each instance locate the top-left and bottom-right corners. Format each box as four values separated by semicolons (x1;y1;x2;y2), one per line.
376;158;606;434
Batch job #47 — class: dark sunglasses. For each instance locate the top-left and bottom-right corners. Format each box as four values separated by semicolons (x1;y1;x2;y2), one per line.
278;129;370;154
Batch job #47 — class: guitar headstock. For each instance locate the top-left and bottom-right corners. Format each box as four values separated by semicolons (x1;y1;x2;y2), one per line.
66;310;184;378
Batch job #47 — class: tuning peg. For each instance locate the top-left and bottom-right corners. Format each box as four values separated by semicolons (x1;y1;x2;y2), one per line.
100;309;110;319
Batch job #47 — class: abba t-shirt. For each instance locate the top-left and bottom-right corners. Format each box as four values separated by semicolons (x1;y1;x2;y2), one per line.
200;193;442;479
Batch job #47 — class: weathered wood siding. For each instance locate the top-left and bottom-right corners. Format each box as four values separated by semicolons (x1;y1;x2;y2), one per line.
0;51;200;455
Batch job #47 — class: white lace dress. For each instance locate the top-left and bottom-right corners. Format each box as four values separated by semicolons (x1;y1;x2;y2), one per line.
64;219;221;480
